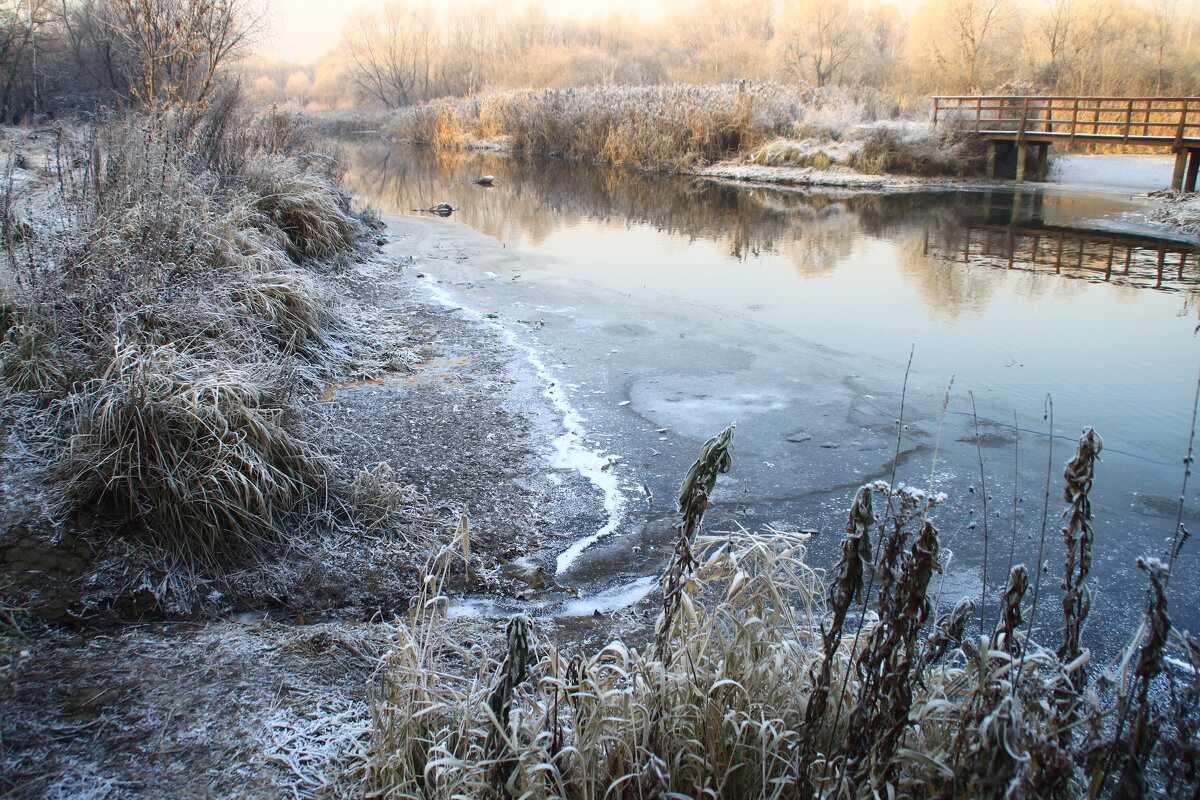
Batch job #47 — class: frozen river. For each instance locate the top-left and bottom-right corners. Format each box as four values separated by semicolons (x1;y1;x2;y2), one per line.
343;141;1200;647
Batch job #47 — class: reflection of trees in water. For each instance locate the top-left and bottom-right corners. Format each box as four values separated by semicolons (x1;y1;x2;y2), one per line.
896;234;1001;321
340;141;1198;319
343;140;860;262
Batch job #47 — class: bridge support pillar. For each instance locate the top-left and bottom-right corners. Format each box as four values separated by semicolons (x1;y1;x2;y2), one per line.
1035;143;1049;181
986;142;996;179
1015;144;1027;183
1186;149;1200;193
1173;148;1189;190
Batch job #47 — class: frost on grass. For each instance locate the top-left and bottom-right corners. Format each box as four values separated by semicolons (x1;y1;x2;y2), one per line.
261;688;372;799
1150;192;1200;237
2;620;390;799
385;84;906;172
363;428;1200;799
0;102;388;613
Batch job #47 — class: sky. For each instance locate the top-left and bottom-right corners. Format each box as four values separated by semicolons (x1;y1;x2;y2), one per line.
262;0;666;62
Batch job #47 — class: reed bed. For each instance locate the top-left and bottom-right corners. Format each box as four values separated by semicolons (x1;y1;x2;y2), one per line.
1;100;369;573
387;84;895;172
365;426;1199;799
749;123;988;177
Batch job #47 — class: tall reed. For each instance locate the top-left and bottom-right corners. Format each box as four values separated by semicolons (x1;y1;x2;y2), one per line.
364;423;1199;799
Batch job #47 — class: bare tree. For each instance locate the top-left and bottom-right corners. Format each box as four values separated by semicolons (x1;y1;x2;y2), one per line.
0;0;59;120
913;0;1015;91
778;0;863;87
343;2;439;108
51;0;255;106
98;0;255;104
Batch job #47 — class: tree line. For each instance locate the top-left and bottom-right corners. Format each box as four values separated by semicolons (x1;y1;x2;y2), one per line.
5;0;1199;121
1;0;254;121
247;0;1199;112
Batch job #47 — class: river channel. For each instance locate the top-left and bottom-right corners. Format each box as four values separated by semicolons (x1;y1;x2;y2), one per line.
341;140;1200;648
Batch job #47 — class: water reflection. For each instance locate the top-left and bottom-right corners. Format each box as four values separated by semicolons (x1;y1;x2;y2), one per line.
342;141;1200;322
340;139;1200;640
925;194;1200;294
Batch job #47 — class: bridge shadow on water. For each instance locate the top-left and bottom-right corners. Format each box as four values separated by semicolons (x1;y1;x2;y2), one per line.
925;190;1200;294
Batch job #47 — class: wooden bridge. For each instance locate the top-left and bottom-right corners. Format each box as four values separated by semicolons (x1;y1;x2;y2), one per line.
933;95;1200;188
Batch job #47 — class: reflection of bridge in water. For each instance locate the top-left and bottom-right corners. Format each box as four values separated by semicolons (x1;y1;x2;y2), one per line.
925;193;1200;293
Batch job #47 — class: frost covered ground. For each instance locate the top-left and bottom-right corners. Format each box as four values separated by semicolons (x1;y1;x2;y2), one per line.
6;124;1199;795
0;139;623;794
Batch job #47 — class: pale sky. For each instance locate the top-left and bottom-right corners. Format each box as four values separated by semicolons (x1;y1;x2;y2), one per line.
262;0;666;62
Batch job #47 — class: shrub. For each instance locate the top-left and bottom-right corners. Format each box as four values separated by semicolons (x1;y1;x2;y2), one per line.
1;100;365;581
57;341;325;564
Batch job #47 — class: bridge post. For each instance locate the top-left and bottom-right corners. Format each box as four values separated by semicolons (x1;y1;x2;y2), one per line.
1035;143;1049;181
1173;149;1188;190
1186;149;1200;193
986;142;996;179
1015;144;1027;183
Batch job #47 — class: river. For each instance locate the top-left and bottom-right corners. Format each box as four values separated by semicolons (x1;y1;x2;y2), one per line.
341;140;1200;650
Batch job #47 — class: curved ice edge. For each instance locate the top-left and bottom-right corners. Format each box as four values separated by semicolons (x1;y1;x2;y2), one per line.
419;281;628;576
448;575;659;619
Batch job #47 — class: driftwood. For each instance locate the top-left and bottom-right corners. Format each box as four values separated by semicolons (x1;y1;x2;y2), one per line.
411;202;456;217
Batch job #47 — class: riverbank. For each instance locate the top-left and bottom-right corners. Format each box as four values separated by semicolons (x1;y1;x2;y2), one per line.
0;114;615;796
1150;190;1200;236
313;97;1200;239
6;117;1199;796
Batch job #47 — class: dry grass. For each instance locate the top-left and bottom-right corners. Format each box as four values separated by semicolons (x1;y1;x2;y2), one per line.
376;84;979;177
56;340;326;566
748;139;840;169
747;117;989;178
363;428;1199;799
242;154;361;263
1;100;370;580
847;126;988;177
389;84;832;172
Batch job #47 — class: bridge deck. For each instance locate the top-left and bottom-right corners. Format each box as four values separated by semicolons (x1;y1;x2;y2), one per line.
932;95;1200;187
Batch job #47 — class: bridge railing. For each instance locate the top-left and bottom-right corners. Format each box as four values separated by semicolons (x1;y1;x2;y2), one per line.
932;95;1200;145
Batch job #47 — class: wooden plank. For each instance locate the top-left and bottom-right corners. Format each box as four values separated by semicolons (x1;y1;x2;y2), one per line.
932;95;1200;102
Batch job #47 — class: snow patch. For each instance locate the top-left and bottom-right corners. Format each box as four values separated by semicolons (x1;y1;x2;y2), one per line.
559;576;658;617
419;280;628;576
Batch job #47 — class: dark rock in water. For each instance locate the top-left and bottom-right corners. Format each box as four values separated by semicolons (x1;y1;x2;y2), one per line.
432;202;454;217
473;175;495;186
785;431;812;443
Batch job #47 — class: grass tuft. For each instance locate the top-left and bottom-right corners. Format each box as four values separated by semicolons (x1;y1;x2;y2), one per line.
1;100;368;590
242;154;362;262
847;126;987;177
57;340;326;566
